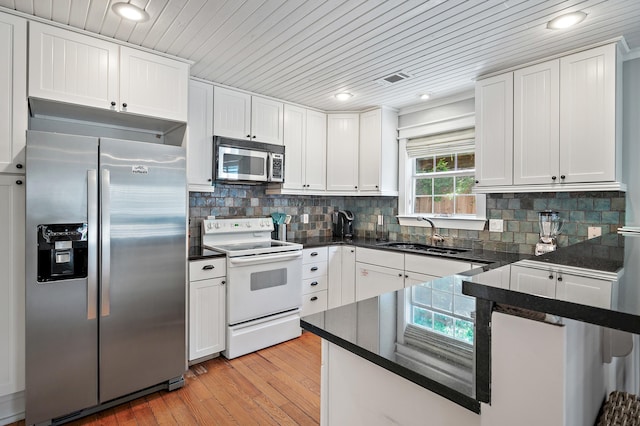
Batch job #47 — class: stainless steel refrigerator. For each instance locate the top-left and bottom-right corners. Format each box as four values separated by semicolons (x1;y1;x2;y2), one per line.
25;130;187;425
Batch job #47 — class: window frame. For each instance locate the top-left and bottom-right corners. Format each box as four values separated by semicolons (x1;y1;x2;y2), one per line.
397;137;486;231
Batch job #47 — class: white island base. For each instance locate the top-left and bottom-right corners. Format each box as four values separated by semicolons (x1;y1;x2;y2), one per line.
319;311;621;425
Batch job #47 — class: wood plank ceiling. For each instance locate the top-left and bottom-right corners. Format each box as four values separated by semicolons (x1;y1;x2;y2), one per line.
2;0;640;112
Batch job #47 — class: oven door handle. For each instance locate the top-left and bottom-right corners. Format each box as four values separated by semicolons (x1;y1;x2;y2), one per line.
228;251;302;266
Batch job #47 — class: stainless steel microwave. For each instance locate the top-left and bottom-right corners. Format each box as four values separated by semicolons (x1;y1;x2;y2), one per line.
214;136;285;184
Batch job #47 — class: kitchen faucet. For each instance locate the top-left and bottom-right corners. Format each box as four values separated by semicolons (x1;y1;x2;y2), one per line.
417;216;446;245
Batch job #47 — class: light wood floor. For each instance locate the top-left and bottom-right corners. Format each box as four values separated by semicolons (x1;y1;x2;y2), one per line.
11;331;321;425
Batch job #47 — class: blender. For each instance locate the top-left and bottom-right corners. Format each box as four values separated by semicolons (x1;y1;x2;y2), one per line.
535;210;563;255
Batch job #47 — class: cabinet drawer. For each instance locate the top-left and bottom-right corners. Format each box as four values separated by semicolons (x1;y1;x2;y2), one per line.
189;258;226;281
301;290;328;316
356;247;404;270
302;276;328;295
404;254;470;277
303;261;328;279
303;247;328;263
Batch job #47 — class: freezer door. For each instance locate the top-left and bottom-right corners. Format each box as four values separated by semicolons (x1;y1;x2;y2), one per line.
25;131;99;425
99;138;187;402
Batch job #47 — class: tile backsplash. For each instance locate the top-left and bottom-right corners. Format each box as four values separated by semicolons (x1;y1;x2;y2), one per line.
189;185;625;255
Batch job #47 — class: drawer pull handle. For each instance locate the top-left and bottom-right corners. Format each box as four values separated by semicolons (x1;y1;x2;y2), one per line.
310;296;318;301
310;266;318;272
310;281;318;286
310;252;318;256
202;265;215;270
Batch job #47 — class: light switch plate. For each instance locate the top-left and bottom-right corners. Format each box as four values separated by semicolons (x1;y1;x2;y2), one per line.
489;219;504;232
588;226;602;239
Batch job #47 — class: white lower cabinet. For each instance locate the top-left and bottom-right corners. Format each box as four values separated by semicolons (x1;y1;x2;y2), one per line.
327;245;356;309
0;176;25;423
355;248;404;302
509;261;618;308
301;247;329;315
188;258;226;362
322;340;480;426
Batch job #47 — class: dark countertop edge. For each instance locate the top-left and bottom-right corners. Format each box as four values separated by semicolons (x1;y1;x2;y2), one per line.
300;319;481;414
188;251;226;261
462;281;640;334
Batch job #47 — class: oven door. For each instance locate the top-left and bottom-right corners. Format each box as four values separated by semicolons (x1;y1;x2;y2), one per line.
217;146;268;182
227;250;302;325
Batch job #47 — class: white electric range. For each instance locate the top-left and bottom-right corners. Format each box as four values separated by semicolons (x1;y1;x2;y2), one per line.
202;217;303;359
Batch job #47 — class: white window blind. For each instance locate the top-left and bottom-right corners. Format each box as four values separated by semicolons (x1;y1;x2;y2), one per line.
406;128;475;158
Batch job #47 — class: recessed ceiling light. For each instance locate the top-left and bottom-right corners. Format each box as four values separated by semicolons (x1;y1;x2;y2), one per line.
335;92;353;101
546;11;587;30
419;93;431;100
112;3;150;22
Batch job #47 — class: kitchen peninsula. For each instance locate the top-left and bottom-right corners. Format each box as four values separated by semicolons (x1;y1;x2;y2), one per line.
301;233;637;425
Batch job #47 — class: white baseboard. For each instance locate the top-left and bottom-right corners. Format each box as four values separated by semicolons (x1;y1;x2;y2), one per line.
0;391;25;426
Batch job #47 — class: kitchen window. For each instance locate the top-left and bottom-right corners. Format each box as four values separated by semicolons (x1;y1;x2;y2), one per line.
398;128;486;230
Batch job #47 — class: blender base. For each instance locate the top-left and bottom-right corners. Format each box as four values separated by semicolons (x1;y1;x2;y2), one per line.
535;242;557;256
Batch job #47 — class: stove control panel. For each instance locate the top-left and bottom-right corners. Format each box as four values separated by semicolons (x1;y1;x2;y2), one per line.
202;217;274;235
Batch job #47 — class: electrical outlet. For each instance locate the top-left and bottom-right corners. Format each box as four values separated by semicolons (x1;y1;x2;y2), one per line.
588;226;602;239
302;213;309;224
489;219;504;232
377;214;384;225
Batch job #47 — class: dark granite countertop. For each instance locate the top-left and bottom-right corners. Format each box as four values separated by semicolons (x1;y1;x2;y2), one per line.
462;232;639;333
300;232;635;413
188;246;225;261
293;235;531;266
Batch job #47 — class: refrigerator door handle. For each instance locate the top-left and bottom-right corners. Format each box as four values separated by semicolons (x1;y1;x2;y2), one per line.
101;169;111;317
87;170;98;320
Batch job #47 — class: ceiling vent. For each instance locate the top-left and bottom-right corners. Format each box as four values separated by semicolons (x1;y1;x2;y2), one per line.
375;71;414;87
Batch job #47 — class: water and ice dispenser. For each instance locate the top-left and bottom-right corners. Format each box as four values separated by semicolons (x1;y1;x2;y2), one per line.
37;223;88;282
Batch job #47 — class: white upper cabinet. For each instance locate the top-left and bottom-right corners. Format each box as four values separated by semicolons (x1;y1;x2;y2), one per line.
358;108;398;195
187;79;214;191
513;60;560;185
29;22;119;111
327;114;360;191
251;96;284;145
28;22;189;122
281;105;326;192
559;44;617;184
475;72;514;187
213;86;283;144
476;42;622;192
213;86;251;140
0;13;26;175
119;46;189;122
304;109;327;191
282;104;305;190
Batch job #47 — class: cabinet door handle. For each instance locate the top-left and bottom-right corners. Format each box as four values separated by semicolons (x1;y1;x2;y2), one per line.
310;252;318;257
552;176;557;180
221;280;226;285
202;265;215;270
16;163;23;169
398;273;403;277
557;276;563;282
560;175;566;179
549;274;554;279
246;134;251;138
310;266;318;272
475;180;479;184
310;296;318;301
310;281;318;286
207;178;212;182
252;135;257;139
111;101;116;106
355;186;358;189
15;180;22;185
122;103;127;108
405;274;408;278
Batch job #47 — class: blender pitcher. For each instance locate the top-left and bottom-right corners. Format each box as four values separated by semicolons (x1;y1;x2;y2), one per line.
539;210;563;244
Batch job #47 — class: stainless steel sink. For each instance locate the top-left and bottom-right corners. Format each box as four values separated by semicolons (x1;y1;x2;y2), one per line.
376;241;469;255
